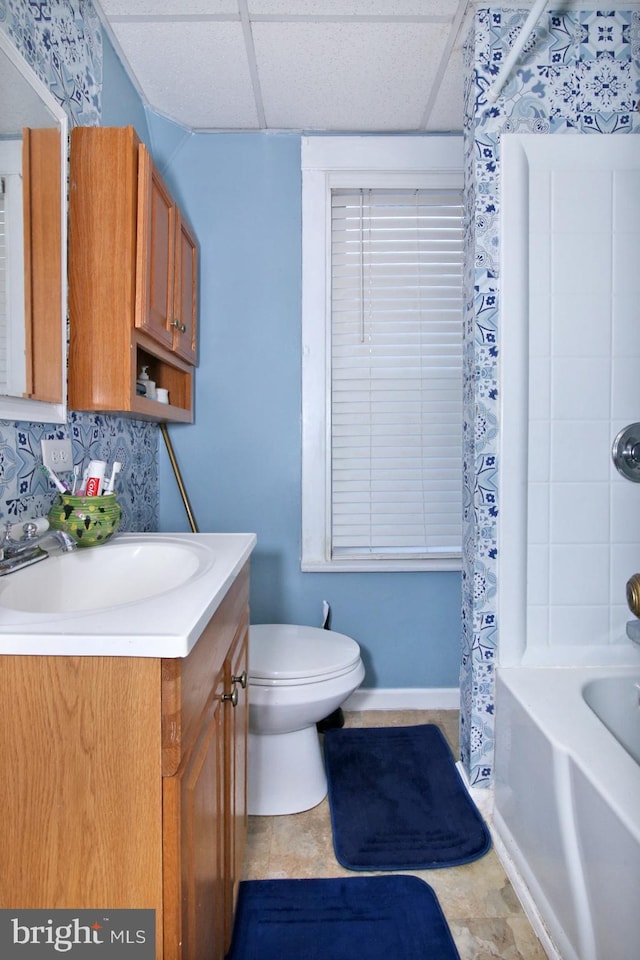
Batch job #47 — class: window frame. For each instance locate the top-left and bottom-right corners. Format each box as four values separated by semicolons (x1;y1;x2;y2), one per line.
301;135;464;573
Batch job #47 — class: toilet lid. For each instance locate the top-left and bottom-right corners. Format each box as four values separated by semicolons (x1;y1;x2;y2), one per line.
249;624;361;682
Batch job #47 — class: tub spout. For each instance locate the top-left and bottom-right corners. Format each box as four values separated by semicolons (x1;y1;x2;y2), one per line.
625;620;640;645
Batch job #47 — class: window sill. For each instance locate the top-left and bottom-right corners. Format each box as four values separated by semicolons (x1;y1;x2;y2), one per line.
301;557;462;573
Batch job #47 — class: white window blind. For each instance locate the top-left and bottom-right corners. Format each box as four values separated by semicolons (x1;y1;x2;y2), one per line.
330;187;463;561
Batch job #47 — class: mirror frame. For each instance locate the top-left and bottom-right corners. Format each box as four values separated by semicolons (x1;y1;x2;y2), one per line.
0;30;68;424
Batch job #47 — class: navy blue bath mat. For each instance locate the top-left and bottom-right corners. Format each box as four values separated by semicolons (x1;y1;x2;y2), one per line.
225;875;460;960
324;724;491;870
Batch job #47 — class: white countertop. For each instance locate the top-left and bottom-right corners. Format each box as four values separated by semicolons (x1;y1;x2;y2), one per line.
0;532;256;658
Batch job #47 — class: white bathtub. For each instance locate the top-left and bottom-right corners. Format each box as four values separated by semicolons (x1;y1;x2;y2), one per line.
493;666;640;960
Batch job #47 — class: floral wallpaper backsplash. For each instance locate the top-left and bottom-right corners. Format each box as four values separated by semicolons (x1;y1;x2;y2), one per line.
460;6;640;787
0;414;157;531
0;0;158;533
0;0;101;126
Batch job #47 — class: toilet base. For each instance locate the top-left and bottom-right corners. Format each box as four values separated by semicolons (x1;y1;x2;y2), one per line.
248;725;327;816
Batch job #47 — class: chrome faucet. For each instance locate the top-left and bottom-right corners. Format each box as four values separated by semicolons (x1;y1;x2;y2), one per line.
0;521;76;576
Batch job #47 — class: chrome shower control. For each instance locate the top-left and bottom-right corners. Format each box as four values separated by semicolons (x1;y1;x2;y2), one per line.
612;424;640;482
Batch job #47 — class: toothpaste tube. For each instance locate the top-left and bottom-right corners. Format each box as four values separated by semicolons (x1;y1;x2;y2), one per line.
84;459;106;496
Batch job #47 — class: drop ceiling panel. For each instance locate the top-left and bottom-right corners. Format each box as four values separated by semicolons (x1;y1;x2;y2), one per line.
97;0;471;132
423;46;464;132
253;20;451;130
248;0;459;14
101;1;238;16
109;21;259;128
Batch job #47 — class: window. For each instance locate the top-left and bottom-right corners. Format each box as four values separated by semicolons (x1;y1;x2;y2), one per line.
301;136;464;572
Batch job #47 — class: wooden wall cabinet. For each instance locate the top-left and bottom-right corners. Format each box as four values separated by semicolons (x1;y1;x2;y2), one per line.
68;126;198;422
0;562;250;960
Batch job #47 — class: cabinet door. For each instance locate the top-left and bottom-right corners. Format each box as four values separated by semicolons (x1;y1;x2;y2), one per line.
163;676;227;960
173;214;198;364
136;143;175;352
22;127;63;402
224;619;249;951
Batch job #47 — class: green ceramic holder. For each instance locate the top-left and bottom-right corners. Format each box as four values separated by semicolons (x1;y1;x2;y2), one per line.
48;493;122;548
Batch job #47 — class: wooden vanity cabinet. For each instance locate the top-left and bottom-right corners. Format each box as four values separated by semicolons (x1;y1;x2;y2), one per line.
68;126;198;422
0;562;250;960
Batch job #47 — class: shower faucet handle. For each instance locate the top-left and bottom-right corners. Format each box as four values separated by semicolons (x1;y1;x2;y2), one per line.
612;424;640;482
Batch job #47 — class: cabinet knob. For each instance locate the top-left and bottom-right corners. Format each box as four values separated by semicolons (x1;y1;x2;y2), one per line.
170;319;187;333
232;670;247;689
222;687;239;707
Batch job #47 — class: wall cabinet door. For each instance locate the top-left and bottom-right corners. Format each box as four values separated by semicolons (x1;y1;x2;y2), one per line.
173;214;198;364
136;143;176;352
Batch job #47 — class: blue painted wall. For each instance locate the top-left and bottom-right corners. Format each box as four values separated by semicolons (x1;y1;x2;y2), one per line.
101;30;151;147
153;123;462;689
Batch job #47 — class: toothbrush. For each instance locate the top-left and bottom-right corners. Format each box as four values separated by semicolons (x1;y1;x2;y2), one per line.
77;463;89;496
41;464;70;494
71;464;80;495
103;461;122;495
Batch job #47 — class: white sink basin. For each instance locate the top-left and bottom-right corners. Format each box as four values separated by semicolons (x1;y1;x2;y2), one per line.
0;532;257;658
0;539;206;613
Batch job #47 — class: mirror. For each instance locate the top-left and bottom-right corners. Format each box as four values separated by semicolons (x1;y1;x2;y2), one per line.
0;31;67;423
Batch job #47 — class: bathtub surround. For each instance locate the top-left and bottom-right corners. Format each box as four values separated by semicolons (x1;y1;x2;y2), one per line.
0;2;157;534
499;132;640;665
461;5;640;786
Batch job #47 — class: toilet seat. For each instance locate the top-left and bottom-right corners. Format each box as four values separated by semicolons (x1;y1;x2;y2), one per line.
249;624;361;686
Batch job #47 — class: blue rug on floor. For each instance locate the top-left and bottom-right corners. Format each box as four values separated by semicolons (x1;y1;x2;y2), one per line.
225;876;460;960
324;724;491;870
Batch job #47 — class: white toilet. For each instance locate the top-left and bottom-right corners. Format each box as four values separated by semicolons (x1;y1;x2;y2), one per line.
247;623;365;816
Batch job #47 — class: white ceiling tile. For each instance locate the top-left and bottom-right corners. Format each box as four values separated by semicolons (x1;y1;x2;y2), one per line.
248;0;459;15
423;47;464;131
100;1;239;16
110;21;259;128
253;21;451;130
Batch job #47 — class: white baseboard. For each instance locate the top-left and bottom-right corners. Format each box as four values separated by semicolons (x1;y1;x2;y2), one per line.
343;687;460;711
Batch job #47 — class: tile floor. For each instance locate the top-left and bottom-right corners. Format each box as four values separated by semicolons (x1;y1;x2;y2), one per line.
242;709;549;960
